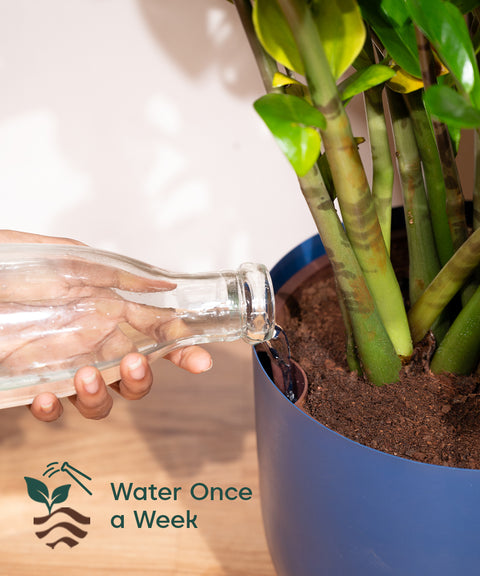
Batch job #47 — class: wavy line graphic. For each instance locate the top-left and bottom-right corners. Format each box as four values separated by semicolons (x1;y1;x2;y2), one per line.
33;506;90;525
33;506;90;549
35;521;88;540
46;537;79;549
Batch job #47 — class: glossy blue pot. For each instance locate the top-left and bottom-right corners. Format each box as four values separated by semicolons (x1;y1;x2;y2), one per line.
253;235;480;576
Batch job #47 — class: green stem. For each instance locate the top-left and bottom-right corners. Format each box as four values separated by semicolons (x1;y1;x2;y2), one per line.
404;90;454;266
408;225;480;342
299;165;401;385
233;0;280;93
474;130;480;232
277;0;412;360
430;285;480;374
387;90;441;306
334;281;362;374
365;85;394;253
414;27;468;253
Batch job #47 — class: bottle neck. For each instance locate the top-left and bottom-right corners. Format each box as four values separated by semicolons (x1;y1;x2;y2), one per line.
159;263;276;346
235;263;276;344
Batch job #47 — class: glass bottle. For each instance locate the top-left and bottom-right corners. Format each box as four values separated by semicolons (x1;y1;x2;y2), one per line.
0;244;275;408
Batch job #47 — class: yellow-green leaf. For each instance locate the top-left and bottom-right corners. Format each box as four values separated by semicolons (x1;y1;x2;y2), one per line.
253;0;366;80
387;65;424;93
253;0;304;74
310;0;367;79
272;72;303;88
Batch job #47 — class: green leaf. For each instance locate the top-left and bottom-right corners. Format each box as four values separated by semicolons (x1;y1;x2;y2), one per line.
253;0;304;74
406;0;480;103
254;93;326;176
339;64;395;101
424;84;480;127
380;0;410;26
51;484;71;508
359;0;422;78
24;477;50;508
309;0;366;79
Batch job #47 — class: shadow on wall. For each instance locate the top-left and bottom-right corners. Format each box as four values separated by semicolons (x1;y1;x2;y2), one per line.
42;0;279;272
136;0;261;99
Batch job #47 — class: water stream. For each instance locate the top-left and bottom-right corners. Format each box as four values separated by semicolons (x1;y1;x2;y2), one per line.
264;325;296;402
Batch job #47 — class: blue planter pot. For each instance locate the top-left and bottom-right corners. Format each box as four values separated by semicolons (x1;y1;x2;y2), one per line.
253;235;480;576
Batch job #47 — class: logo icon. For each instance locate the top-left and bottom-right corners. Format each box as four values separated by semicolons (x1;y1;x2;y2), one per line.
24;461;92;549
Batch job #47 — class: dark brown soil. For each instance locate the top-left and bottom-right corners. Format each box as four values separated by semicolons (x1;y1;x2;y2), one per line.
279;261;480;470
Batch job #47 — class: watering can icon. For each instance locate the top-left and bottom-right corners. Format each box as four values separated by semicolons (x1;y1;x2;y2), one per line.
43;461;92;496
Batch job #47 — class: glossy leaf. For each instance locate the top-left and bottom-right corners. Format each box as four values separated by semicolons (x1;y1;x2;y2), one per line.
380;0;410;26
359;0;421;78
254;93;326;176
406;0;480;103
309;0;366;79
339;64;395;101
424;84;480;127
254;0;365;80
253;0;304;74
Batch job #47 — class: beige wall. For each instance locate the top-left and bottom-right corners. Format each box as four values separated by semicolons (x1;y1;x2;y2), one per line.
0;0;317;272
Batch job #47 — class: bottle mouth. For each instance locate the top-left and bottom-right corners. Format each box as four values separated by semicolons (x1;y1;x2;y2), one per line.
238;263;276;344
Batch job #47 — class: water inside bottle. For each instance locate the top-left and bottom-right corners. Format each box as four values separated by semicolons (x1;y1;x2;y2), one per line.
264;325;295;402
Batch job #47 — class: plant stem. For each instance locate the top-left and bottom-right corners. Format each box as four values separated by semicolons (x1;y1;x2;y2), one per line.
334;282;362;374
415;27;468;253
365;85;394;253
387;90;441;305
404;90;454;266
430;285;480;374
276;0;412;359
233;0;280;93
299;165;401;385
408;225;480;342
474;130;480;231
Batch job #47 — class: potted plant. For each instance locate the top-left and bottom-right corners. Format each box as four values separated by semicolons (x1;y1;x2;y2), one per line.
229;0;480;574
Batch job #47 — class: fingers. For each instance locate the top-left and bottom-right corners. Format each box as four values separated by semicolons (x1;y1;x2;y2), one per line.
165;345;213;374
30;393;64;422
30;347;210;422
111;353;153;400
68;353;153;417
69;366;114;420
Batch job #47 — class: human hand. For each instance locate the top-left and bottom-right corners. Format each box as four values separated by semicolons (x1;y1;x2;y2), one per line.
0;230;213;421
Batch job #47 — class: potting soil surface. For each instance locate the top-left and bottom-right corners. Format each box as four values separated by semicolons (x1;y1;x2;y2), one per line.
282;270;480;470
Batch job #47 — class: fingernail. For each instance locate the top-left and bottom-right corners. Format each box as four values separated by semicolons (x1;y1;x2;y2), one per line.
127;357;146;380
200;357;213;373
82;367;99;394
40;399;54;413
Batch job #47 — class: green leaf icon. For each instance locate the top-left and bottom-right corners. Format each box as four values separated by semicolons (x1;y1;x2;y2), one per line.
51;484;71;508
24;477;50;510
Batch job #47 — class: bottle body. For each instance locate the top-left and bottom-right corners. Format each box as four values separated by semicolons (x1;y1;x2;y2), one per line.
0;244;275;408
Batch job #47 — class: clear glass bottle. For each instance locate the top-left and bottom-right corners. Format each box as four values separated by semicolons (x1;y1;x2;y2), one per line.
0;244;275;408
